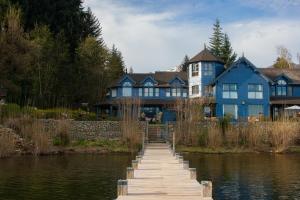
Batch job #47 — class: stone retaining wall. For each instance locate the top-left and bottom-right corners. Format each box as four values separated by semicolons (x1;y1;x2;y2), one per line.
40;120;147;141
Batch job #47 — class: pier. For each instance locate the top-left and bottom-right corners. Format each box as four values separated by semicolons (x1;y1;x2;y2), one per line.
116;143;213;200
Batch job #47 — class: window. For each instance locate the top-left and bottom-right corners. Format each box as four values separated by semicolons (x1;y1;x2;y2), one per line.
144;81;154;87
166;88;171;97
223;104;238;119
192;85;199;95
111;89;117;97
288;86;293;96
139;88;143;97
149;88;154;96
222;84;237;99
122;81;132;97
204;86;213;97
203;63;213;76
176;88;181;97
182;89;187;97
122;88;132;96
276;80;287;96
172;88;176;96
144;88;149;97
192;63;199;76
248;84;263;99
123;82;132;87
155;88;159;97
248;105;263;117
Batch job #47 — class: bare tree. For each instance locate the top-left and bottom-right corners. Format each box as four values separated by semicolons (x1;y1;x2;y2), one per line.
274;46;293;69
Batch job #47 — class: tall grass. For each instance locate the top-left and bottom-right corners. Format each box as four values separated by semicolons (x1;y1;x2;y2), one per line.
0;127;15;158
119;98;143;151
175;100;300;152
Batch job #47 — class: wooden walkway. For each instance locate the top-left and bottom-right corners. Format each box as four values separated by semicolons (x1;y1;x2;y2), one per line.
116;143;213;200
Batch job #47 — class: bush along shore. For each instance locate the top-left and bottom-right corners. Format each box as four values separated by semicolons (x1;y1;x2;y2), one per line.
0;102;144;158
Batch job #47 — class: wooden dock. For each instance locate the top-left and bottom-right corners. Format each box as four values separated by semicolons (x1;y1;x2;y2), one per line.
116;143;213;200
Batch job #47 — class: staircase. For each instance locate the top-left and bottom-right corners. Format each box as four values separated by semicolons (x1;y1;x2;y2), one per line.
147;124;167;143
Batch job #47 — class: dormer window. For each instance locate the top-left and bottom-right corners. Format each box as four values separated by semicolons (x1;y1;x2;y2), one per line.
144;82;154;87
123;82;132;87
276;80;287;96
122;81;132;97
192;63;199;76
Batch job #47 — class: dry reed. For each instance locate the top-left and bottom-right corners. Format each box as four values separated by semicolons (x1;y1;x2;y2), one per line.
119;98;143;151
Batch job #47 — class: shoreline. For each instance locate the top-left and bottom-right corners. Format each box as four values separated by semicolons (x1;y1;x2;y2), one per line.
2;145;300;159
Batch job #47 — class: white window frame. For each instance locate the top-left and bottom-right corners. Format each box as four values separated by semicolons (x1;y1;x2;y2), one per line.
111;89;117;97
222;84;238;99
248;84;263;99
223;104;238;119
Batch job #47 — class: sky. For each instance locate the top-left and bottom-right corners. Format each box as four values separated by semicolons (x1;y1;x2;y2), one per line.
84;0;300;72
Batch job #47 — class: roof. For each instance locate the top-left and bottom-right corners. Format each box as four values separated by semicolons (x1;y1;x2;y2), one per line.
259;68;300;84
189;48;224;63
211;56;272;85
110;71;188;87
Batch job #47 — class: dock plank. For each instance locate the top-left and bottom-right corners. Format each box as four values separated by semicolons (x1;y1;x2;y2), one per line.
116;143;213;200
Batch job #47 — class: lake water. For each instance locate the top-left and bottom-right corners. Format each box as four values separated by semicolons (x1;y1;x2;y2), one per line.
0;153;300;200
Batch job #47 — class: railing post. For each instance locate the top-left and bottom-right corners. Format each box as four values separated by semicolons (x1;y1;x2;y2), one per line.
126;167;134;179
201;181;212;197
172;125;175;153
183;160;189;170
189;168;197;179
132;160;138;170
136;155;142;164
117;180;128;196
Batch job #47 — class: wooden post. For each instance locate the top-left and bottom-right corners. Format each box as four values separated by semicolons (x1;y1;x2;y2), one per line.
178;155;183;163
183;160;189;170
117;180;128;196
172;126;175;153
127;167;134;179
189;168;197;179
136;155;142;164
201;181;212;197
132;160;138;170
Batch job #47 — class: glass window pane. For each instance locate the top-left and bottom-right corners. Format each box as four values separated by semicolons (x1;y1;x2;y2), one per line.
155;88;159;97
248;92;255;99
112;89;117;97
144;88;149;96
223;91;229;98
172;88;176;96
166;89;170;97
223;104;237;119
139;88;142;97
149;88;153;96
256;92;263;99
231;92;238;99
123;88;132;96
223;84;229;91
248;105;263;116
177;88;181;96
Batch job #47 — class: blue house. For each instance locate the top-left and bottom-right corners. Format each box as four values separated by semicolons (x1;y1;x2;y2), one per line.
99;47;300;122
212;57;271;120
97;71;188;122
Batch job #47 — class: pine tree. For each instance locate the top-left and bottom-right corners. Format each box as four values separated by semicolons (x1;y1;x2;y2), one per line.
108;45;125;81
221;34;237;68
209;19;223;57
179;55;190;72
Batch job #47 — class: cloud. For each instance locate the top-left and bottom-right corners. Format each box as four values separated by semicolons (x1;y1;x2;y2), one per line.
84;0;300;72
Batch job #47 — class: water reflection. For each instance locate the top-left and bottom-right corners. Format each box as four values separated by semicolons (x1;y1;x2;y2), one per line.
185;154;300;200
0;153;300;200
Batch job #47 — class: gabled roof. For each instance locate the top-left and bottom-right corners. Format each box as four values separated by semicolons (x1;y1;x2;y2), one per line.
189;48;224;63
110;71;188;87
258;68;300;84
211;56;272;85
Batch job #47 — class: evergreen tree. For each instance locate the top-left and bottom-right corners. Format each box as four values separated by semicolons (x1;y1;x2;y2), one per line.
221;34;237;68
0;6;34;104
82;7;102;39
209;19;223;57
108;45;125;82
179;55;190;72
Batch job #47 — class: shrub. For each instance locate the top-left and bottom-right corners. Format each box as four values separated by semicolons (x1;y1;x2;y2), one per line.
0;128;15;158
53;120;70;146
